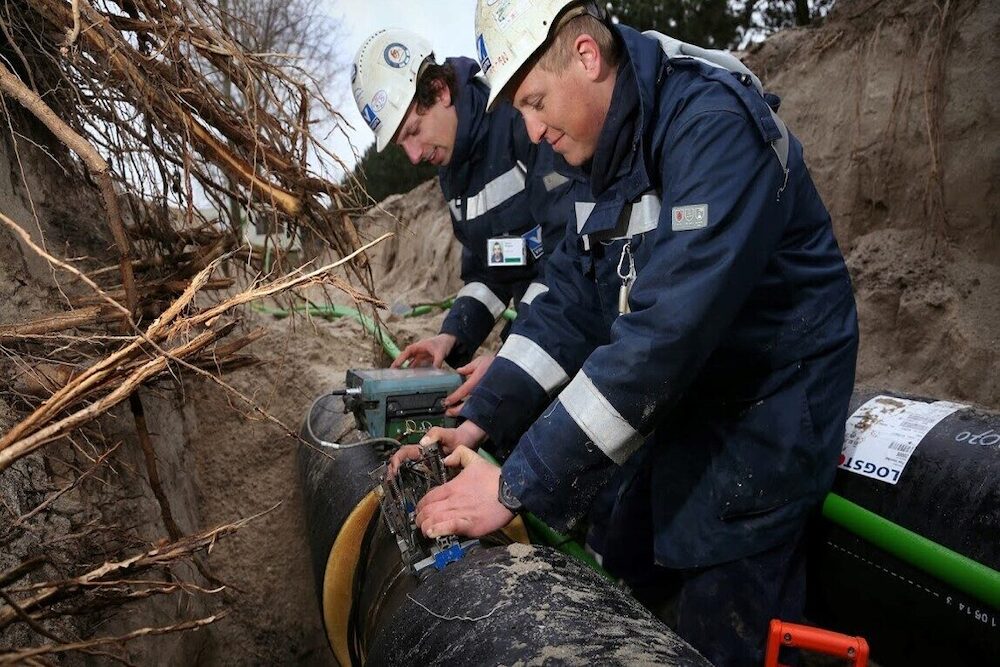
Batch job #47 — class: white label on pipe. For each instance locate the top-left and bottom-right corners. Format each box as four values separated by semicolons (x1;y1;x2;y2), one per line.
839;395;967;485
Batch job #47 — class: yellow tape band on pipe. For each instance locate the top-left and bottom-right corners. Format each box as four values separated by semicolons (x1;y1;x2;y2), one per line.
321;491;379;666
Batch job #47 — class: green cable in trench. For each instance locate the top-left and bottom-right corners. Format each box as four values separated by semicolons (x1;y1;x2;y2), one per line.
253;303;401;360
400;296;517;322
258;300;1000;604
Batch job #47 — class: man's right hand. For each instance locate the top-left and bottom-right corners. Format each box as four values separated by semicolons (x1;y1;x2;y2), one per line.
391;333;458;369
386;420;488;477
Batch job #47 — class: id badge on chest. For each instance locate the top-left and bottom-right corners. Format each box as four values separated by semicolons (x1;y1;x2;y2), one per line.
486;236;527;267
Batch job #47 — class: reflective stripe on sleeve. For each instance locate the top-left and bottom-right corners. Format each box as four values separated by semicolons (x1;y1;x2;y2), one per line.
450;164;526;222
519;282;549;305
456;282;506;320
559;371;644;465
497;334;568;394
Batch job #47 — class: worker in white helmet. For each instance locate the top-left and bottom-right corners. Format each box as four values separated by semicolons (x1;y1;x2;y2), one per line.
404;2;859;664
352;28;584;424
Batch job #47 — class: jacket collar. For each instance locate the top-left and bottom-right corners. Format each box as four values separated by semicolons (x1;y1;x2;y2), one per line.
442;57;487;190
588;25;665;202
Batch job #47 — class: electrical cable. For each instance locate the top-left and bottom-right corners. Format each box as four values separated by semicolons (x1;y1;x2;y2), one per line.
305;394;400;450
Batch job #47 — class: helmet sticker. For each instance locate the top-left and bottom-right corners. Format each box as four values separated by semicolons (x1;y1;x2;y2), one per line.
383;42;411;69
476;34;492;74
351;63;357;84
492;0;528;29
371;90;387;112
361;104;382;132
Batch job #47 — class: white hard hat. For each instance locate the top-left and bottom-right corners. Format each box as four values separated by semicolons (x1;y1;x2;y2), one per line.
474;0;604;112
352;29;434;152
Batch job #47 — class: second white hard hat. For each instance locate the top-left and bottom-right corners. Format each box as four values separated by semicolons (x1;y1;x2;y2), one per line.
474;0;601;112
352;28;434;152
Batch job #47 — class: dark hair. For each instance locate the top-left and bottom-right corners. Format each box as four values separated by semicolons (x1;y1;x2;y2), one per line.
414;61;458;112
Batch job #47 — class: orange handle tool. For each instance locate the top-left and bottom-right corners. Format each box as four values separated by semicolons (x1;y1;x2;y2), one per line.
764;619;869;667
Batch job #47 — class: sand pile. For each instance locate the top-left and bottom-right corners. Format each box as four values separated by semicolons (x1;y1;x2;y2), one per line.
744;0;999;408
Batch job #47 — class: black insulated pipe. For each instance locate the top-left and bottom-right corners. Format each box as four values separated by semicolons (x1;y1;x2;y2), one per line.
298;392;711;666
809;388;1000;666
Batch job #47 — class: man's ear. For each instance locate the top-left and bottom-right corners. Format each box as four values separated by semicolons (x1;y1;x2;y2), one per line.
434;79;453;108
574;34;605;82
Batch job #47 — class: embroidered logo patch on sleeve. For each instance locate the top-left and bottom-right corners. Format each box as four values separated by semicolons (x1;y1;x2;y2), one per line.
671;204;708;231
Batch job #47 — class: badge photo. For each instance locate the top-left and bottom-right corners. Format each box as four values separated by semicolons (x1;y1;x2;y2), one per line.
487;237;526;267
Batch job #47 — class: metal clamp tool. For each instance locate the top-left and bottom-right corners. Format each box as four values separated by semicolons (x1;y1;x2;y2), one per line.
372;442;477;574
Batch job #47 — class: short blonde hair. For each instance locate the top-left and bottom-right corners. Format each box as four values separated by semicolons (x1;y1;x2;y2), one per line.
536;12;620;73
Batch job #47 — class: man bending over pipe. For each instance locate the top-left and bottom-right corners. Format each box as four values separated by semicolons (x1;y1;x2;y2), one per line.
352;29;584;417
394;2;859;664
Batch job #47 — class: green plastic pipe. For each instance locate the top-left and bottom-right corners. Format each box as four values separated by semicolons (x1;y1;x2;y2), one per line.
822;493;1000;610
397;295;518;322
253;303;401;359
402;299;453;317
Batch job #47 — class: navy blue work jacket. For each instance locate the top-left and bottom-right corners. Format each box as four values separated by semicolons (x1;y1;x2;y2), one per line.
460;28;859;568
437;58;580;367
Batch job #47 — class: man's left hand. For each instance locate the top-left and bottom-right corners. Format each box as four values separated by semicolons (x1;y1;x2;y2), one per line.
415;446;513;539
444;353;494;417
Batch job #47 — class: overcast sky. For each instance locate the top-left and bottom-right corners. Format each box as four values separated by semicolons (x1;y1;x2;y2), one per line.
320;1;478;175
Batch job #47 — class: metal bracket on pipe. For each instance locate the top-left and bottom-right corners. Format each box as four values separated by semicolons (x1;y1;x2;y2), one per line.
371;443;477;574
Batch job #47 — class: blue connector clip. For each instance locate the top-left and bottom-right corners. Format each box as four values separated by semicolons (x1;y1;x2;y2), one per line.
432;543;466;571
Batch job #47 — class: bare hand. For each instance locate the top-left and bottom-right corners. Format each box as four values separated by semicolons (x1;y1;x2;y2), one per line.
445;354;495;416
415;446;513;539
386;444;423;478
391;333;457;369
421;421;487;456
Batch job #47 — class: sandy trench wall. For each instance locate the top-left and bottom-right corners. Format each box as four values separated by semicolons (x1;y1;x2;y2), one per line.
743;0;999;408
0;112;212;663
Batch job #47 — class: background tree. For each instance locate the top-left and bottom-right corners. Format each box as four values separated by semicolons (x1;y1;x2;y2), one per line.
210;0;345;246
608;0;741;48
352;143;438;206
218;0;343;115
607;0;837;49
732;0;837;45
